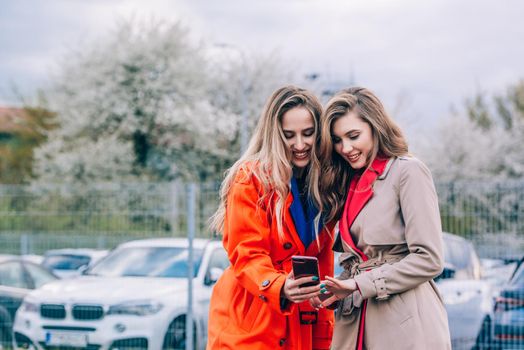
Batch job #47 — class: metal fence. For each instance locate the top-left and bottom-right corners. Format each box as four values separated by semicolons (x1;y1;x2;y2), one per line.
437;180;524;260
1;180;522;256
0;181;220;254
0;180;523;350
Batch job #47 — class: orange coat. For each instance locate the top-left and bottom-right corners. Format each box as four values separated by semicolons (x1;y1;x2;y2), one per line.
207;167;334;349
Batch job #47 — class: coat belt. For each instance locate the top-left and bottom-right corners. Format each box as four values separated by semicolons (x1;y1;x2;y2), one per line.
336;253;405;316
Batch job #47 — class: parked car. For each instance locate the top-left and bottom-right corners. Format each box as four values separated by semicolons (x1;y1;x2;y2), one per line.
474;256;524;350
436;232;494;350
20;255;44;265
480;258;518;294
41;248;109;278
440;232;482;280
0;255;58;348
14;238;228;350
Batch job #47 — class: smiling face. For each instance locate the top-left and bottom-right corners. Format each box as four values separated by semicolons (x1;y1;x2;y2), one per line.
331;110;374;170
281;106;316;169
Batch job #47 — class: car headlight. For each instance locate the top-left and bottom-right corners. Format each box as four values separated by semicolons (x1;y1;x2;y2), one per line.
22;300;39;313
107;300;164;316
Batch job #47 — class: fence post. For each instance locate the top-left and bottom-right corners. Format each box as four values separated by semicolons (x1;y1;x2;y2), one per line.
97;236;106;249
186;183;196;350
20;233;29;255
169;182;180;234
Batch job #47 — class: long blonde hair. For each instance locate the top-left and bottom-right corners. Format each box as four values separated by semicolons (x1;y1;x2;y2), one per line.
311;87;409;223
209;86;323;238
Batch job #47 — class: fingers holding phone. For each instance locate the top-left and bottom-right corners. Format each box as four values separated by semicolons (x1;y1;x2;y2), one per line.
282;256;324;303
283;271;321;303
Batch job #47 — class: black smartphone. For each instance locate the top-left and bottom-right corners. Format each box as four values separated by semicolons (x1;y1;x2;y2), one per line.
292;255;320;288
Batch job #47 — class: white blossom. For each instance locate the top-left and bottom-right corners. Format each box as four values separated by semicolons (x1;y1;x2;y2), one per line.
33;19;290;183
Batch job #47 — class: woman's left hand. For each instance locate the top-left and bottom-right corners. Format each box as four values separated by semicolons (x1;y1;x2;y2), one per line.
283;271;322;303
309;296;323;310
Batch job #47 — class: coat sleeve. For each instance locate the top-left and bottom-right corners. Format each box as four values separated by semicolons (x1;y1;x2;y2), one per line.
223;170;291;314
312;224;335;350
354;158;444;300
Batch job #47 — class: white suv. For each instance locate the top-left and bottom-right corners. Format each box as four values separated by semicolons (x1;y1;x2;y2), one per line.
13;238;228;350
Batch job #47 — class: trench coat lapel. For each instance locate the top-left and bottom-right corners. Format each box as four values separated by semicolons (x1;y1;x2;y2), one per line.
340;157;390;260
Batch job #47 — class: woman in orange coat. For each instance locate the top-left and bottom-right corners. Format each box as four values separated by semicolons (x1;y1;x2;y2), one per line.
207;86;334;349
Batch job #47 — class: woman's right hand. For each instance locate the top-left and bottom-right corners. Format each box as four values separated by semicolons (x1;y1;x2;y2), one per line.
320;276;358;307
282;271;322;303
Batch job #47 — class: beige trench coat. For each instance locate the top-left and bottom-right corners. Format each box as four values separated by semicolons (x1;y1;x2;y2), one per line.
331;157;451;350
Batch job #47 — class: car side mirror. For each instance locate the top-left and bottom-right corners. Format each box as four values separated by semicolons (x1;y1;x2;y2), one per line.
205;267;224;285
78;265;89;275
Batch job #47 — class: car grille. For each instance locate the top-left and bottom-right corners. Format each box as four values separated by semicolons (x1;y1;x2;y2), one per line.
41;304;66;319
72;305;105;320
40;304;105;320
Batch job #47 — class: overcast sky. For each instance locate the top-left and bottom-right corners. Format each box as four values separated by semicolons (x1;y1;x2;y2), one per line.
1;0;523;134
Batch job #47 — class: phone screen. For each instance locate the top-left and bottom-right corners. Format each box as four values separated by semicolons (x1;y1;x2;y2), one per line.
292;255;320;287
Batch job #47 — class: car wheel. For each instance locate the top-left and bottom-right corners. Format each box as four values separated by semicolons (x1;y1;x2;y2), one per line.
0;308;13;349
162;315;197;350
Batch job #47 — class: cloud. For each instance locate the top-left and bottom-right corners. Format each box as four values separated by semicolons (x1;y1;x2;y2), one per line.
1;0;523;132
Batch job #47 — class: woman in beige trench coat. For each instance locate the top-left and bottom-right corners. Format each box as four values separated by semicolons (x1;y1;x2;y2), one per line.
310;87;451;350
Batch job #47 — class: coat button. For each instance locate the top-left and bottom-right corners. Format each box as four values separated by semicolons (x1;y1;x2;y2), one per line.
258;294;267;302
261;279;270;287
283;242;292;250
279;338;286;346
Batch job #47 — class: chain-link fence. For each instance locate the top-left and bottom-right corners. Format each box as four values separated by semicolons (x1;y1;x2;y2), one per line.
0;181;219;254
0;180;523;349
1;180;522;255
437;180;524;260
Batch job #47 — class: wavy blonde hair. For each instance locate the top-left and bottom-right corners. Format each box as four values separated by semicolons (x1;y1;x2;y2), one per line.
310;87;409;223
209;86;323;239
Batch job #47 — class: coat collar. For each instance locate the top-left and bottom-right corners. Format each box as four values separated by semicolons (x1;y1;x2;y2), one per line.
377;157;396;180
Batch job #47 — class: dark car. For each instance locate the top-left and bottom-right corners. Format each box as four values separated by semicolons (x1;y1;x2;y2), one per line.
41;248;108;279
0;255;58;347
475;257;524;350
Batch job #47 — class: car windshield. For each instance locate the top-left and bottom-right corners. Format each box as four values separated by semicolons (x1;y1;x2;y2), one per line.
509;262;524;287
87;247;203;278
42;255;91;270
